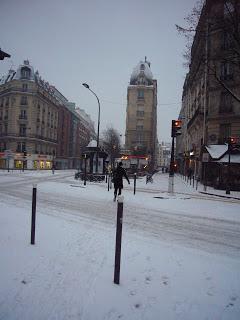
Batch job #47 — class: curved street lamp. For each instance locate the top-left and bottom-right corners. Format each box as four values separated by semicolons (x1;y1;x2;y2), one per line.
82;83;101;173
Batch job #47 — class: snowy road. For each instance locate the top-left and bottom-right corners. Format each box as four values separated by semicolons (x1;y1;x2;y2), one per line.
1;171;240;259
1;170;240;320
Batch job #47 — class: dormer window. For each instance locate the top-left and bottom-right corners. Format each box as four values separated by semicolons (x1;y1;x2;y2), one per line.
21;67;31;79
140;64;145;70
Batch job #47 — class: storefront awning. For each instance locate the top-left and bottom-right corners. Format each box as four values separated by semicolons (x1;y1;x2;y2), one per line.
214;154;240;164
205;144;228;159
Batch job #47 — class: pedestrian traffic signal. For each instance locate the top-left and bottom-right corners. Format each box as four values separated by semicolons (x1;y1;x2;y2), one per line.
171;120;182;137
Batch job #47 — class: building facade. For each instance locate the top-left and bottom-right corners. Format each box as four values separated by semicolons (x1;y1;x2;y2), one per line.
125;58;158;170
158;142;171;170
176;0;240;189
0;60;95;170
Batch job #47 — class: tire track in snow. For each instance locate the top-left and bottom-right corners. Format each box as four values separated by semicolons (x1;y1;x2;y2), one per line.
1;182;240;259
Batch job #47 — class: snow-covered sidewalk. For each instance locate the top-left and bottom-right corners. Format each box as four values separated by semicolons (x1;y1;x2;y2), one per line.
0;171;240;319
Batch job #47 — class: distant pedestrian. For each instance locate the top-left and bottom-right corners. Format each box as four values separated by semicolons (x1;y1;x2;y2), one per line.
112;162;130;201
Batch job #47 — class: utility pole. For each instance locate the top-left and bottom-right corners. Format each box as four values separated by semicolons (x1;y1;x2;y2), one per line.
202;18;210;190
226;137;237;195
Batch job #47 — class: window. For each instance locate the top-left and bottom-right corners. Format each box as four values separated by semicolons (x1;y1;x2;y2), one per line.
136;120;144;131
219;123;231;143
0;142;7;151
140;64;145;70
135;132;144;143
219;92;233;113
22;83;28;92
17;142;26;153
4;109;8;120
221;62;233;80
5;97;9;106
137;77;146;85
137;89;144;99
20;96;28;105
21;67;31;79
222;31;232;50
19;109;27;119
137;110;144;117
19;124;27;136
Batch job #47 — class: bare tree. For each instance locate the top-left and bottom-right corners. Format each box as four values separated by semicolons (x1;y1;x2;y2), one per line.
176;0;204;67
176;0;240;102
101;126;121;167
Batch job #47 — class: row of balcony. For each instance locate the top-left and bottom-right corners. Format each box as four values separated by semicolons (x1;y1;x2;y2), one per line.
0;133;57;143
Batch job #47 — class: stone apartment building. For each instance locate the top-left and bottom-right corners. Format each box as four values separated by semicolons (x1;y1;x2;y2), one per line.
0;60;95;170
176;0;240;190
125;58;158;170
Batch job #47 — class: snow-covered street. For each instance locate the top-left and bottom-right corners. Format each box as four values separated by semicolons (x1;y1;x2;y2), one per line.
0;170;240;319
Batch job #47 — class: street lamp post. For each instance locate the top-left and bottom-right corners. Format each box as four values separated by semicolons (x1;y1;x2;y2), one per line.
82;83;100;174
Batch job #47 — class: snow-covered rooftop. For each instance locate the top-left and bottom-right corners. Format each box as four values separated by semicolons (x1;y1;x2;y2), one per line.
206;144;228;159
87;140;97;147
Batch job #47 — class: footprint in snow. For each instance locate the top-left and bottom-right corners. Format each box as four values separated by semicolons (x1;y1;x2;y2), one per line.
226;295;238;308
145;276;151;284
162;275;169;286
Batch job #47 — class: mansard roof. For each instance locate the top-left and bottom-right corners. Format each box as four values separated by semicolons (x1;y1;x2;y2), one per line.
130;58;153;85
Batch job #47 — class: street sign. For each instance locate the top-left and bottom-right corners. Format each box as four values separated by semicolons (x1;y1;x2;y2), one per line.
202;153;209;162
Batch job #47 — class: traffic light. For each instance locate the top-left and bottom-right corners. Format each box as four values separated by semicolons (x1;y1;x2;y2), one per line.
173;162;178;172
228;136;238;145
228;137;239;148
171;120;182;137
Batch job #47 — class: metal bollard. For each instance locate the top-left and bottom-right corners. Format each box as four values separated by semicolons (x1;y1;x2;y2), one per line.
134;173;137;195
114;196;124;285
31;184;37;245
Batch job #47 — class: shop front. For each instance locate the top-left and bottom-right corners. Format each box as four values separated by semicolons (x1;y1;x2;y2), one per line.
31;154;53;170
0;153;6;169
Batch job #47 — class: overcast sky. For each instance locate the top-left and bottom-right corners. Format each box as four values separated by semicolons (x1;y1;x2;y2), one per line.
0;0;196;143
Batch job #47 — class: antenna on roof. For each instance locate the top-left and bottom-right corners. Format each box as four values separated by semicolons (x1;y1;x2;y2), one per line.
145;56;147;62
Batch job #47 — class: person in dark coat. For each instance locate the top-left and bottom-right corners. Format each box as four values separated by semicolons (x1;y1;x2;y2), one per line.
112;162;130;201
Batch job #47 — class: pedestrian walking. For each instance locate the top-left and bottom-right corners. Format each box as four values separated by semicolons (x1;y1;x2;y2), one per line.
112;162;130;201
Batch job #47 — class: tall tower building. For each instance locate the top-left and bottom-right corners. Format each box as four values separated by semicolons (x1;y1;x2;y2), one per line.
125;58;158;169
